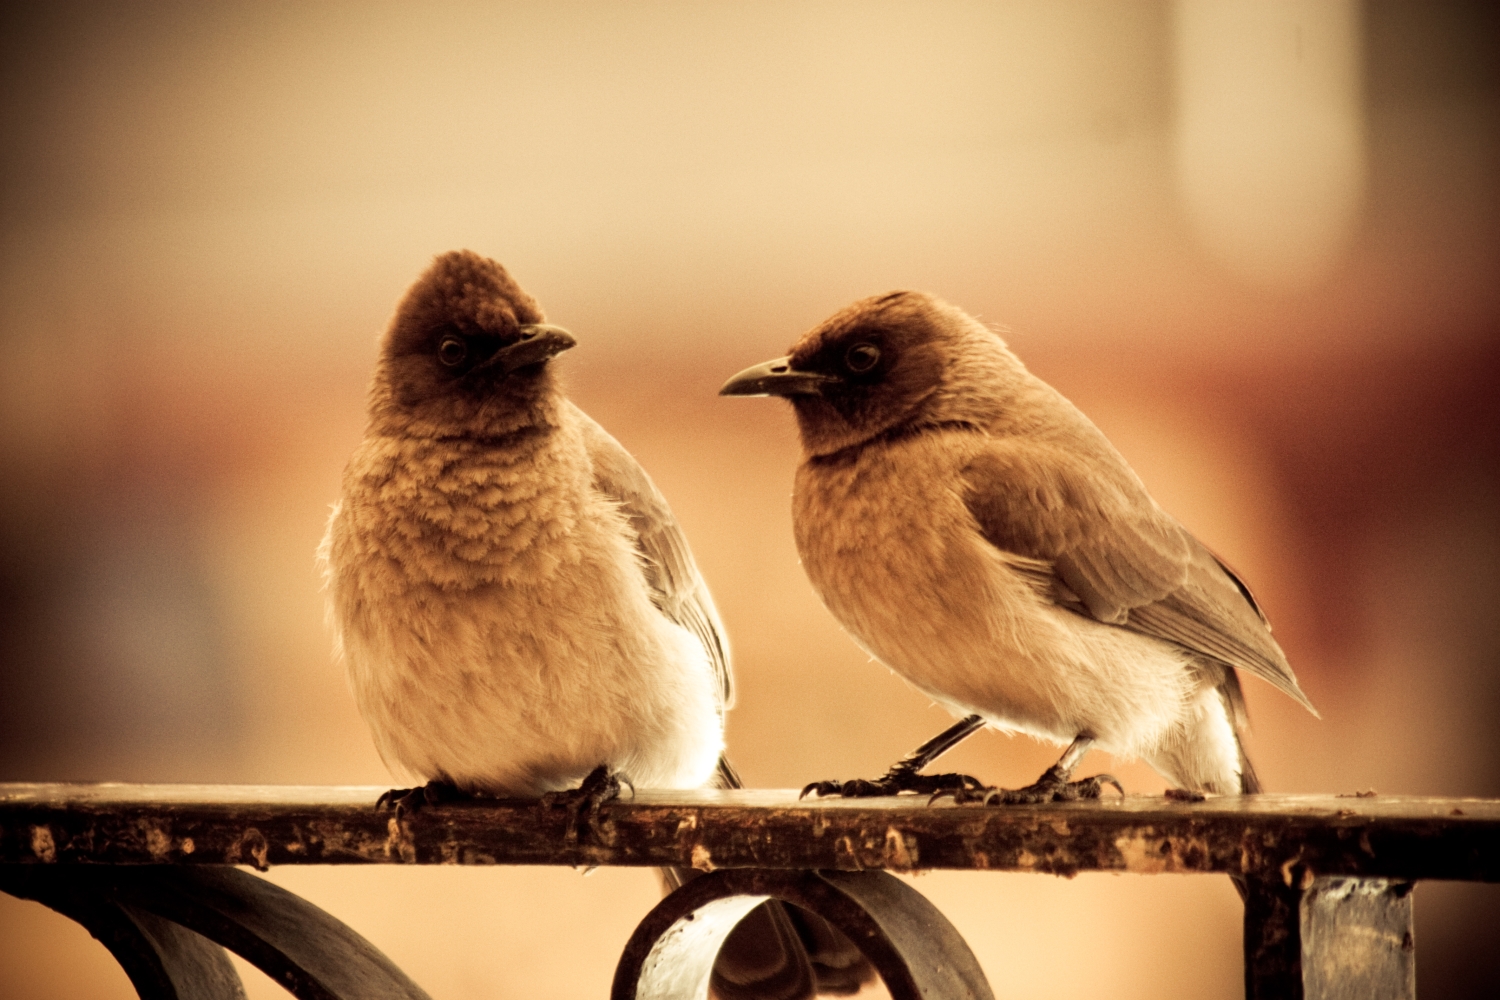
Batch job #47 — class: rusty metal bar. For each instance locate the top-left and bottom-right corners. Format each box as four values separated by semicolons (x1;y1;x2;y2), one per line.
3;784;1493;999
2;785;1496;882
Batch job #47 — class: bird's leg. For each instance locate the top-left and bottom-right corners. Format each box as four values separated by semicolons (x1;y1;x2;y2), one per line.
801;715;989;799
375;779;469;818
542;764;626;846
944;736;1124;805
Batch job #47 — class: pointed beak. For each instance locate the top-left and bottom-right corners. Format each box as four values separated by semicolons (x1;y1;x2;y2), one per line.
719;356;838;397
491;324;577;373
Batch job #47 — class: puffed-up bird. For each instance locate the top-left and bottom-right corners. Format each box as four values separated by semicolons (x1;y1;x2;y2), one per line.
721;290;1316;802
319;250;872;999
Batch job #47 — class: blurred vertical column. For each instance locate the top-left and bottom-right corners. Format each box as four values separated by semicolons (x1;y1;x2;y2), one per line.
1172;0;1367;289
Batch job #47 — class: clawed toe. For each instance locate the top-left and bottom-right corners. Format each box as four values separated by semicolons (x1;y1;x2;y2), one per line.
543;764;623;845
800;768;986;800
376;786;415;811
931;768;1127;806
967;771;1125;805
376;780;467;817
1045;772;1124;802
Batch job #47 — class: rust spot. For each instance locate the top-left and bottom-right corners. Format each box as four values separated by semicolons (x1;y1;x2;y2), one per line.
30;826;57;863
1114;833;1167;874
144;824;172;859
1280;851;1305;888
383;817;416;864
882;827;918;871
235;828;270;871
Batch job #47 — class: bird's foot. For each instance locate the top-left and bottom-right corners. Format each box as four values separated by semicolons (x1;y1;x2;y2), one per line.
937;765;1125;805
376;779;468;818
800;763;986;800
542;765;628;846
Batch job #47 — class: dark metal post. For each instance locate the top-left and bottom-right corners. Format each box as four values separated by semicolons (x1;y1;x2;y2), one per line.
1244;875;1415;1000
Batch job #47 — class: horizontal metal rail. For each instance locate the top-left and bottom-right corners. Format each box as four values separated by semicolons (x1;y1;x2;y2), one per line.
4;784;1497;999
3;784;1496;879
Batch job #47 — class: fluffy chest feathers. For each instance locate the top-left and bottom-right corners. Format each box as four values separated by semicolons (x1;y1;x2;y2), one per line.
791;429;1196;754
335;420;591;596
320;413;722;796
793;430;1002;648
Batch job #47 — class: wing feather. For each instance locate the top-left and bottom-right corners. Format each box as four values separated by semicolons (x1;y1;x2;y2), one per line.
962;440;1315;715
572;403;733;711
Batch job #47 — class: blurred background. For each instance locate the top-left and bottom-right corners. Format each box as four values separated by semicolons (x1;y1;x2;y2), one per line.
1;1;1495;997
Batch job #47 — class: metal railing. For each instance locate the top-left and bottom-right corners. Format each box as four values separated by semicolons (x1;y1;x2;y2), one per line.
3;783;1496;999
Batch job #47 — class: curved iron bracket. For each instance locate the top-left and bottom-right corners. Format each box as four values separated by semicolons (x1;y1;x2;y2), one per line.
612;869;994;1000
0;865;431;1000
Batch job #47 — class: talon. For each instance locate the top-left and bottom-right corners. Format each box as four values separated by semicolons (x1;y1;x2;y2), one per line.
376;780;464;817
801;779;848;800
800;768;987;800
544;765;623;846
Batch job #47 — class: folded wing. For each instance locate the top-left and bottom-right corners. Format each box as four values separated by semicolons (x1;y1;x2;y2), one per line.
962;438;1315;715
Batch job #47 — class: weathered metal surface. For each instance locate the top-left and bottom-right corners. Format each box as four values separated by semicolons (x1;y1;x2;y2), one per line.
1243;875;1415;1000
2;784;1497;883
1302;878;1415;1000
612;869;993;1000
1;866;247;1000
0;864;432;1000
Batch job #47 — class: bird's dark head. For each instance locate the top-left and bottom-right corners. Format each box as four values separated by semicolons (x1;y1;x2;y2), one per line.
720;290;1020;456
370;250;576;436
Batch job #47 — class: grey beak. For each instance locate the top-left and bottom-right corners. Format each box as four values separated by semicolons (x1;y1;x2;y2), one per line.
492;324;577;373
719;356;838;397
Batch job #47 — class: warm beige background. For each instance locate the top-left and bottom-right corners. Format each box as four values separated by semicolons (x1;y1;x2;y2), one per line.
2;2;1496;997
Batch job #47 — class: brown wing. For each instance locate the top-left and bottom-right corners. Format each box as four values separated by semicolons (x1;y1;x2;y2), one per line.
963;439;1315;715
572;403;733;711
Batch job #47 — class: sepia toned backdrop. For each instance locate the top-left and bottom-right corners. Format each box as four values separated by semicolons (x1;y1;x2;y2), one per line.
2;2;1496;997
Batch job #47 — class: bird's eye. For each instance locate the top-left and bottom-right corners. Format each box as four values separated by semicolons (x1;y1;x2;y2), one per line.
844;343;881;373
437;336;468;367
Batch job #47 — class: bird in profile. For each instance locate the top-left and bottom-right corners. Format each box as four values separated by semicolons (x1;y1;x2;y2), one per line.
320;250;872;999
721;290;1317;802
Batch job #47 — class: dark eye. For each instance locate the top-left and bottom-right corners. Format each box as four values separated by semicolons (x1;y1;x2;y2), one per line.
844;342;881;373
437;335;468;367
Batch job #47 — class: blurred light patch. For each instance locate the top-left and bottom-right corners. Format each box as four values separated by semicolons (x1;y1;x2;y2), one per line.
1173;0;1367;289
